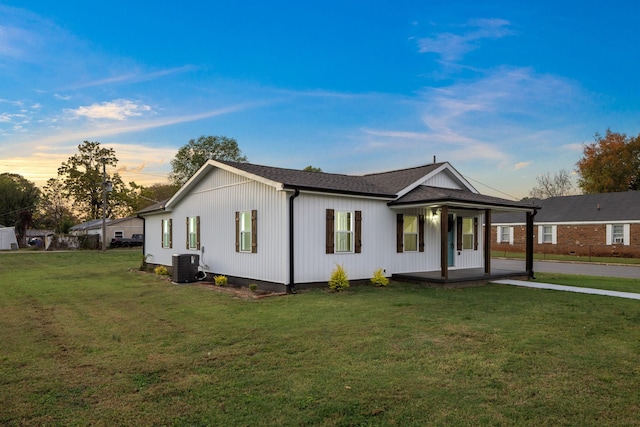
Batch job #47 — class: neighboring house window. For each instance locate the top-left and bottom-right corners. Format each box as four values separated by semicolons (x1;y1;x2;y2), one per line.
606;224;630;246
162;219;172;249
114;231;124;239
499;226;512;244
396;213;425;253
456;216;478;251
186;216;200;250
235;210;257;253
403;215;418;252
537;225;557;244
326;209;362;254
612;224;624;244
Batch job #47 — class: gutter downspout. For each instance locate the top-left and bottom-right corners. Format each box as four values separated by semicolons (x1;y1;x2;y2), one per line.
138;214;146;268
288;188;300;294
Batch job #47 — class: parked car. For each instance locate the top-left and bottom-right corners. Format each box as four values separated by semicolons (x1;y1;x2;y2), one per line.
110;234;144;248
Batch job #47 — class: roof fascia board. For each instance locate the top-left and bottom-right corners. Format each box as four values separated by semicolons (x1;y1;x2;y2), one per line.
394;162;479;199
389;200;536;212
285;187;395;201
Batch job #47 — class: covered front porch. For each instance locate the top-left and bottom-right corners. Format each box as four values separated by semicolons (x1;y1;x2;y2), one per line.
388;185;539;283
392;266;530;287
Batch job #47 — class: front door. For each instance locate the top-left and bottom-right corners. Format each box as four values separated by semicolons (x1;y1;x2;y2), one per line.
447;214;455;267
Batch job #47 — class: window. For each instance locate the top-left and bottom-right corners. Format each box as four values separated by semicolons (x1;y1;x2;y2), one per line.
607;224;629;245
326;209;361;254
612;224;624;244
236;210;257;253
456;216;478;251
187;216;200;250
462;217;474;250
335;211;353;253
500;226;511;243
403;215;418;252
162;219;172;249
114;231;124;239
537;225;557;245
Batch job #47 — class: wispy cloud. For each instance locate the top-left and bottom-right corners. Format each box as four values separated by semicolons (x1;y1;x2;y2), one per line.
514;161;531;170
67;99;153;120
417;18;513;62
61;65;197;91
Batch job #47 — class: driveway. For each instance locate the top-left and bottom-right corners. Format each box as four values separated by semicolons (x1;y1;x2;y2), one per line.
492;258;640;279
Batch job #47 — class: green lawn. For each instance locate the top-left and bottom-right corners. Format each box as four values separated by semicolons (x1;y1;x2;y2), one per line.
492;250;640;265
1;251;639;426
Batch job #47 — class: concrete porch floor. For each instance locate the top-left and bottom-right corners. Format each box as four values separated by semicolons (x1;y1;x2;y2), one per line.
392;268;530;287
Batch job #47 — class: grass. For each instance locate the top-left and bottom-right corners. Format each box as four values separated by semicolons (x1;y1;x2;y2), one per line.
533;272;640;293
1;251;640;426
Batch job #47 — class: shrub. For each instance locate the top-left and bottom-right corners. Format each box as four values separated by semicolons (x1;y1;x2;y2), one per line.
328;264;349;291
249;283;258;292
214;275;228;286
370;268;389;287
154;265;169;276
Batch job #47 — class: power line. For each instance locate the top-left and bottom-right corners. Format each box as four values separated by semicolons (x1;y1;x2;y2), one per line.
462;174;522;201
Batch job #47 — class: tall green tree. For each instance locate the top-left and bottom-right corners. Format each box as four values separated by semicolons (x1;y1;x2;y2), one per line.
576;130;640;193
57;141;137;221
128;182;180;212
169;135;247;186
0;173;40;244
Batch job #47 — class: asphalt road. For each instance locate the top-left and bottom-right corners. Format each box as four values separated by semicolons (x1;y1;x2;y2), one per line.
493;258;640;279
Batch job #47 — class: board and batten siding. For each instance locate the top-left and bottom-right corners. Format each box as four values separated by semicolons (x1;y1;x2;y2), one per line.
422;171;464;190
145;167;290;284
290;194;481;283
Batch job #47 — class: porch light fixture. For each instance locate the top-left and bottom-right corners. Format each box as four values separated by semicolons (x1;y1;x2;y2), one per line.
431;207;439;217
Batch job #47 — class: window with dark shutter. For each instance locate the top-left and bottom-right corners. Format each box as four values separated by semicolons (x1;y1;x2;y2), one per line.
456;216;463;251
326;209;334;254
354;210;362;253
251;209;258;253
473;217;478;251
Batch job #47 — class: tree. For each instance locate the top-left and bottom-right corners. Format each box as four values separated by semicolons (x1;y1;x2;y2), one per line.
576;129;640;193
303;165;323;172
529;169;574;199
169;135;247;186
0;173;40;244
128;182;180;212
33;178;78;233
57;141;137;221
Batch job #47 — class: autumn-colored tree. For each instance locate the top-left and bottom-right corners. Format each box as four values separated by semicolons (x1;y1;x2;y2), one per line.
576;129;640;193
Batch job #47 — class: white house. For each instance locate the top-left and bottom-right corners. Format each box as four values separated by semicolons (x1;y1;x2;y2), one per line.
139;160;538;292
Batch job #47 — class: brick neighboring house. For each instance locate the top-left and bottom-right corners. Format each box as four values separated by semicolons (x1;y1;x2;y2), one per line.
492;191;640;258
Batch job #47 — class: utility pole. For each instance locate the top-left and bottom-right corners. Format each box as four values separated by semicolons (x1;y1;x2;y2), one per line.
102;160;107;252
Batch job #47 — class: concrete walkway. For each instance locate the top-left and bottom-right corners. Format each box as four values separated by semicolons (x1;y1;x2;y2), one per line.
493;279;640;300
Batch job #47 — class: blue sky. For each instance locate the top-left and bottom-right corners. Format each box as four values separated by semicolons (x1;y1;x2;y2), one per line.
1;1;639;199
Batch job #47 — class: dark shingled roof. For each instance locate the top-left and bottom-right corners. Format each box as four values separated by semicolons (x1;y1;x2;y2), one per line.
221;161;452;197
493;191;640;223
138;160;538;214
390;186;538;210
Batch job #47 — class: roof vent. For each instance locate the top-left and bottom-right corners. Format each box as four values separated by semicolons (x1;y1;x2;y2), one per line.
433;155;437;164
